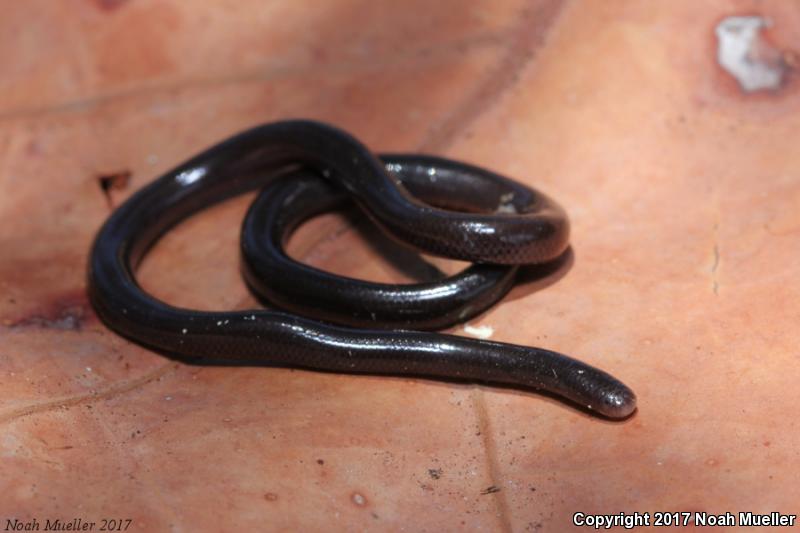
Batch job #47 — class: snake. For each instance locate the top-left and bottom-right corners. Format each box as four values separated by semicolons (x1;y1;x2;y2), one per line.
87;119;636;418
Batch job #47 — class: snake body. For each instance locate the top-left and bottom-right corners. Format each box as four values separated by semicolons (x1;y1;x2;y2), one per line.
88;120;636;418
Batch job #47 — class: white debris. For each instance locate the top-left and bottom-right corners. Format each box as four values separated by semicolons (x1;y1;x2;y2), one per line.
716;16;784;92
463;323;495;339
496;192;518;214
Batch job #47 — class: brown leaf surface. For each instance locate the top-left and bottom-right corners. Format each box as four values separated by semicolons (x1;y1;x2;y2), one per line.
2;1;800;531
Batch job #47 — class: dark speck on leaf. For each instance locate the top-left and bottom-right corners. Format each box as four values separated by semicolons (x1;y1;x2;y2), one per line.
97;170;132;207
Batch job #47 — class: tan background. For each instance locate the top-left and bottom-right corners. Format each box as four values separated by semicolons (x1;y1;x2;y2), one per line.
1;1;799;531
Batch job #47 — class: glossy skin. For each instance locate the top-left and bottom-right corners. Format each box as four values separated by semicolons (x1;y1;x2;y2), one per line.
241;160;525;330
88;120;636;418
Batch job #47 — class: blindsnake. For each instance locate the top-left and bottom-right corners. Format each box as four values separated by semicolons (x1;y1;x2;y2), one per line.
88;120;636;418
